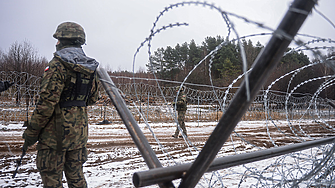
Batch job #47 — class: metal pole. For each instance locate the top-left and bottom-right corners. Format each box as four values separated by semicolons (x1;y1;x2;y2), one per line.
217;101;219;121
147;91;149;122
179;1;317;187
197;96;200;126
139;83;142;124
97;68;175;188
133;136;335;187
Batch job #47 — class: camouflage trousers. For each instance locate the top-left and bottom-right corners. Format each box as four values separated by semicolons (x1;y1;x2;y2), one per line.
174;110;187;137
36;147;88;188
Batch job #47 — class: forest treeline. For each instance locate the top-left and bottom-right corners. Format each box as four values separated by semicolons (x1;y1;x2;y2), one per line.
146;36;335;97
1;38;334;98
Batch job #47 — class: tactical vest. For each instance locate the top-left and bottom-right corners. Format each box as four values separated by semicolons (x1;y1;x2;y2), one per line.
59;70;95;108
176;94;187;111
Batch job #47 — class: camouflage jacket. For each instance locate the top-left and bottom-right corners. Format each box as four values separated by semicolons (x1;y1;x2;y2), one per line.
25;47;99;151
175;91;187;111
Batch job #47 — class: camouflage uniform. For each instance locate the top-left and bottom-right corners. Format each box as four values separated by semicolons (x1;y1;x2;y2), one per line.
23;22;99;188
173;87;187;138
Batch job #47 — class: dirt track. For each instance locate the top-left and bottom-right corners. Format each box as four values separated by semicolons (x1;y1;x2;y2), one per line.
1;120;333;157
1;120;335;187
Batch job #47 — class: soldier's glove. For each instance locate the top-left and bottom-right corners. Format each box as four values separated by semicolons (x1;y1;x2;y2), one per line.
22;131;38;151
3;81;14;91
23;121;29;127
4;81;14;88
22;121;38;151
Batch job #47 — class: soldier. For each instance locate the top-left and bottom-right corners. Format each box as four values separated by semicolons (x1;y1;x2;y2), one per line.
0;81;13;92
22;22;99;187
172;86;188;138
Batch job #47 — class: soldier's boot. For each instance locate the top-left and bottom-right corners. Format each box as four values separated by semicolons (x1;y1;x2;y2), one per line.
179;127;187;138
173;129;179;138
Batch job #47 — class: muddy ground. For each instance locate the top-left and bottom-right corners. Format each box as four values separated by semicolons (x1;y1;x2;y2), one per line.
1;120;334;187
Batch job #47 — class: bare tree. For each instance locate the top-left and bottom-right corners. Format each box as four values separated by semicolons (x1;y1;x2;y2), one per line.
0;41;47;105
1;40;47;76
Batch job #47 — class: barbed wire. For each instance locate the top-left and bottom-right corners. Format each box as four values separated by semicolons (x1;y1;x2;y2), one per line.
128;1;335;187
1;0;335;187
2;67;335;187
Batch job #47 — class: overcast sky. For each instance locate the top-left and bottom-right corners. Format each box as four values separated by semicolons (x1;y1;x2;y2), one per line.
1;0;334;72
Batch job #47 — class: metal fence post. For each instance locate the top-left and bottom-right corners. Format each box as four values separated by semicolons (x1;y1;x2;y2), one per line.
133;136;335;187
178;0;317;187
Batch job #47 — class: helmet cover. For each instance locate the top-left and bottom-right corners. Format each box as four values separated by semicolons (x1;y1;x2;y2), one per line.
53;22;85;45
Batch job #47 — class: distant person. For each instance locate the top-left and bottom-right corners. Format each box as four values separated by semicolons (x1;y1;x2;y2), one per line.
172;86;188;138
22;22;99;187
0;81;14;92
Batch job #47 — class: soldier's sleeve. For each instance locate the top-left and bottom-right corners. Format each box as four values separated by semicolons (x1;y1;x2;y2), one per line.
28;59;65;135
87;72;99;106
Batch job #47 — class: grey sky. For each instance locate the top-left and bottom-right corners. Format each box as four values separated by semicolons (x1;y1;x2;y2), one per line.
1;0;334;72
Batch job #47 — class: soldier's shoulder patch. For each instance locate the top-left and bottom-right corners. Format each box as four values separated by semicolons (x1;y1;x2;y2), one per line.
44;66;50;72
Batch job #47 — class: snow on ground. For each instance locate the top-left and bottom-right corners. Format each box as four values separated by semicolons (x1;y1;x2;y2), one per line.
1;119;334;187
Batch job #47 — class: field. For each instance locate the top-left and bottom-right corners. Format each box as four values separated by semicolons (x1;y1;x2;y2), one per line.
1;118;333;187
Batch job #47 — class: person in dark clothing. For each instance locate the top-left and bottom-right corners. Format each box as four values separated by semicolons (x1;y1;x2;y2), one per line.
0;81;13;92
172;86;188;138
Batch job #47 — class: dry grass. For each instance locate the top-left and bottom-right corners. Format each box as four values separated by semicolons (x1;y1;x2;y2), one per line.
2;102;332;124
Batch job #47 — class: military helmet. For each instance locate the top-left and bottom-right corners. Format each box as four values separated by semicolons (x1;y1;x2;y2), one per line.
53;22;86;45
